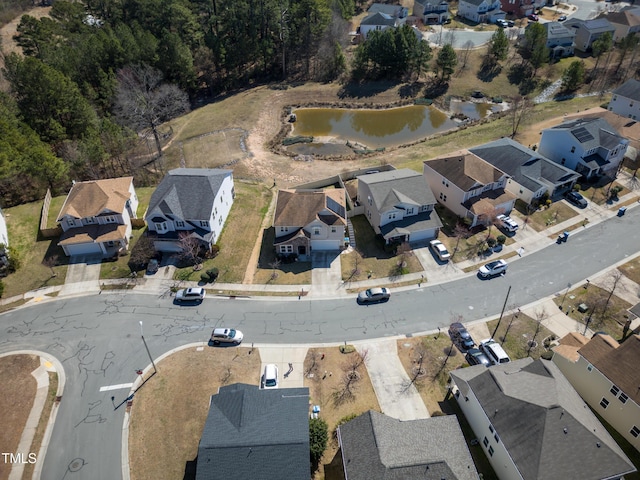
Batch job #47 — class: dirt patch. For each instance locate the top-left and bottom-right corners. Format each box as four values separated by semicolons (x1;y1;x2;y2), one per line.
128;346;262;480
303;346;380;479
0;354;39;480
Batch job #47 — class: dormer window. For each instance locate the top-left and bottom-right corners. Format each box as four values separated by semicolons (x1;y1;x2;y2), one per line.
200;221;209;227
155;221;168;233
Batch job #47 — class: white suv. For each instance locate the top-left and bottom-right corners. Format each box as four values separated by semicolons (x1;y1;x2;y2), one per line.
210;327;244;345
479;339;511;365
496;214;518;233
175;287;206;303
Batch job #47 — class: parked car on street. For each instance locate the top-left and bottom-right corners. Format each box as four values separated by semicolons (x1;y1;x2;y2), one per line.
429;239;451;261
496;214;519;233
210;327;244;345
357;287;391;304
175;287;206;303
465;348;491;366
448;322;475;350
478;259;508;278
565;191;588;208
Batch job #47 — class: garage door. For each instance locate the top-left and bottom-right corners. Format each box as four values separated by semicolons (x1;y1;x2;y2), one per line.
310;240;341;251
409;228;438;243
63;242;103;256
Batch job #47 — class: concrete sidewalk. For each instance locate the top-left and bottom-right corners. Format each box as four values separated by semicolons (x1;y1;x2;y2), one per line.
354;338;430;421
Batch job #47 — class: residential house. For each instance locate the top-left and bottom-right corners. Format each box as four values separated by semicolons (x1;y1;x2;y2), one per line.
609;79;640;120
498;0;534;19
273;189;346;260
457;0;505;24
56;177;138;257
195;383;310;480
359;12;400;39
0;207;8;271
552;332;640;452
470;138;580;204
357;169;442;244
538;117;629;179
333;410;479;479
424;150;516;227
596;7;640;42
564;18;615;52
449;357;637;480
145;168;234;253
413;0;450;24
542;21;576;58
368;3;408;19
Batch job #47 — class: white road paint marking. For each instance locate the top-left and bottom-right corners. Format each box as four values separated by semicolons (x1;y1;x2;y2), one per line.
99;383;133;392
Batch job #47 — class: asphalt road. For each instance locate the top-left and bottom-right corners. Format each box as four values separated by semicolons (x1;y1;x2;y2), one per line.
1;204;639;479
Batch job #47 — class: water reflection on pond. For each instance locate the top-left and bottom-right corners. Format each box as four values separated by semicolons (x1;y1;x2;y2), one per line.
292;105;457;148
450;100;502;121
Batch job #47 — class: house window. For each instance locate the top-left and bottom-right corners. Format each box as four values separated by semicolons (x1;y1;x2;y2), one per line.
489;425;494;433
561;158;566;165
104;216;117;223
175;221;185;228
483;437;489;447
313;227;321;236
368;196;372;206
280;227;289;233
488;446;494;457
587;364;593;372
279;245;293;254
389;213;397;220
610;385;620;396
154;222;167;232
200;221;209;227
84;217;96;224
494;433;499;443
619;393;628;404
406;208;414;215
67;219;75;227
600;398;610;409
218;217;222;225
331;226;337;233
571;146;575;153
442;179;449;187
631;426;640;438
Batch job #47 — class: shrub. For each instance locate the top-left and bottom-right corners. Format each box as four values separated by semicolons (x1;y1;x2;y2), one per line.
127;235;157;272
200;272;210;282
309;417;328;471
486;237;497;248
497;234;507;245
206;268;219;282
210;244;220;258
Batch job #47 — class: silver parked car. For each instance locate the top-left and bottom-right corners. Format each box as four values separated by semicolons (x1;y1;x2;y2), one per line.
429;239;451;261
357;287;391;304
478;259;508;278
175;287;206;303
210;327;244;345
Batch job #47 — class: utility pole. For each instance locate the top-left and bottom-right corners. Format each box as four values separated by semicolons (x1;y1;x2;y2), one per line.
139;321;157;373
491;285;512;340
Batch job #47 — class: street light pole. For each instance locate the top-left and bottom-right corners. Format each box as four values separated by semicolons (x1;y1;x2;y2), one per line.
139;321;157;373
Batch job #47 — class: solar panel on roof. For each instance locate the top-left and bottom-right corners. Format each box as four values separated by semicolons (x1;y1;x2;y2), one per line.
326;196;346;218
573;126;594;143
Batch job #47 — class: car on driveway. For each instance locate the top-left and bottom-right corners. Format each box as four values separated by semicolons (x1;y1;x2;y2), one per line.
565;191;588;208
429;239;451;261
175;287;206;303
496;19;508;27
479;338;511;365
507;20;515;27
528;13;539;21
357;287;391;304
448;322;475;350
558;14;567;21
146;258;159;275
263;363;279;389
496;214;518;233
478;259;508;278
465;348;491;366
210;327;244;345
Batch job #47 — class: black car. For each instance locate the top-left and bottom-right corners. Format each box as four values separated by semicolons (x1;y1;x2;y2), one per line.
448;322;475;350
565;191;588;208
466;348;491;366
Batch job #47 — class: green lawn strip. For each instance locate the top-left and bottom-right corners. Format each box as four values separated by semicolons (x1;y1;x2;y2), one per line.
0;299;29;313
486;312;556;361
551;284;631;339
514;202;578;232
173;181;272;283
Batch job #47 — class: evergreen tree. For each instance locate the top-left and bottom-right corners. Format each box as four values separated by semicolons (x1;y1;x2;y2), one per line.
561;60;585;92
435;44;457;81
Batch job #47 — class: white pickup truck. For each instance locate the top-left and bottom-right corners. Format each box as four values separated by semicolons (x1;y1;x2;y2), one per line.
496;214;519;233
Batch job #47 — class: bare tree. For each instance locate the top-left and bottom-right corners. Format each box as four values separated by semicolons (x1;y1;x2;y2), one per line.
460;40;475;69
269;257;281;281
178;232;203;266
479;205;505;243
600;270;627;318
402;343;428;392
42;254;59;277
333;349;368;406
452;222;470;255
527;309;547;356
114;65;190;167
509;95;533;138
501;306;520;343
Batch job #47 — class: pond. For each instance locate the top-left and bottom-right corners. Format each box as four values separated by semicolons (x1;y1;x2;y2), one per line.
291;105;457;149
450;100;504;121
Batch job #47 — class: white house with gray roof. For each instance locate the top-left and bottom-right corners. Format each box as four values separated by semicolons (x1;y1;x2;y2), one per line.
538;117;629;179
449;358;636;480
542;21;576;58
359;11;400;39
608;78;640;120
457;0;504;24
145;168;234;253
368;3;408;18
469;138;580;204
195;383;310;480
336;410;479;479
357;169;442;244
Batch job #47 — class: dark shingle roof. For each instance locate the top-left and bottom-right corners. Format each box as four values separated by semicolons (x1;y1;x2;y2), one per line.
612;78;640;102
338;410;479;480
469;138;579;192
196;383;310;480
361;11;397;26
450;359;636;480
358;169;437;210
547;117;624;151
426;151;505;191
146;168;232;222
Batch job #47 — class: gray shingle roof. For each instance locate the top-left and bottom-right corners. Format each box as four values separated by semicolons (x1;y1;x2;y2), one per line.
547;117;624;151
358;169;437;210
469;139;579;192
146;168;232;222
338;410;479;480
461;0;488;7
450;359;636;480
196;383;310;480
612;78;640;102
361;11;397;26
368;3;403;16
544;21;576;40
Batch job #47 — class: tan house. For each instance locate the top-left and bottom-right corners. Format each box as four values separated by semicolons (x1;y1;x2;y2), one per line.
552;333;640;452
56;177;138;257
273;189;346;260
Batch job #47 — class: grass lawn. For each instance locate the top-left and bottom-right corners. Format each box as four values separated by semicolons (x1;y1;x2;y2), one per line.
173;181;272;283
552;284;632;340
577;181;630;206
340;215;422;281
513;200;578;232
304;347;380;480
253;226;313;285
619;256;640;285
486;311;557;361
99;226;148;279
128;346;263;480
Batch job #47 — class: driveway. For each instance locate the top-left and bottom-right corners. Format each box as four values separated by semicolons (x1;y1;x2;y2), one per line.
310;251;343;298
255;344;308;389
58;255;101;296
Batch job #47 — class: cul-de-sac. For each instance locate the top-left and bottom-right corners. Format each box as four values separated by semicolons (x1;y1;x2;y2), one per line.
1;0;640;478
